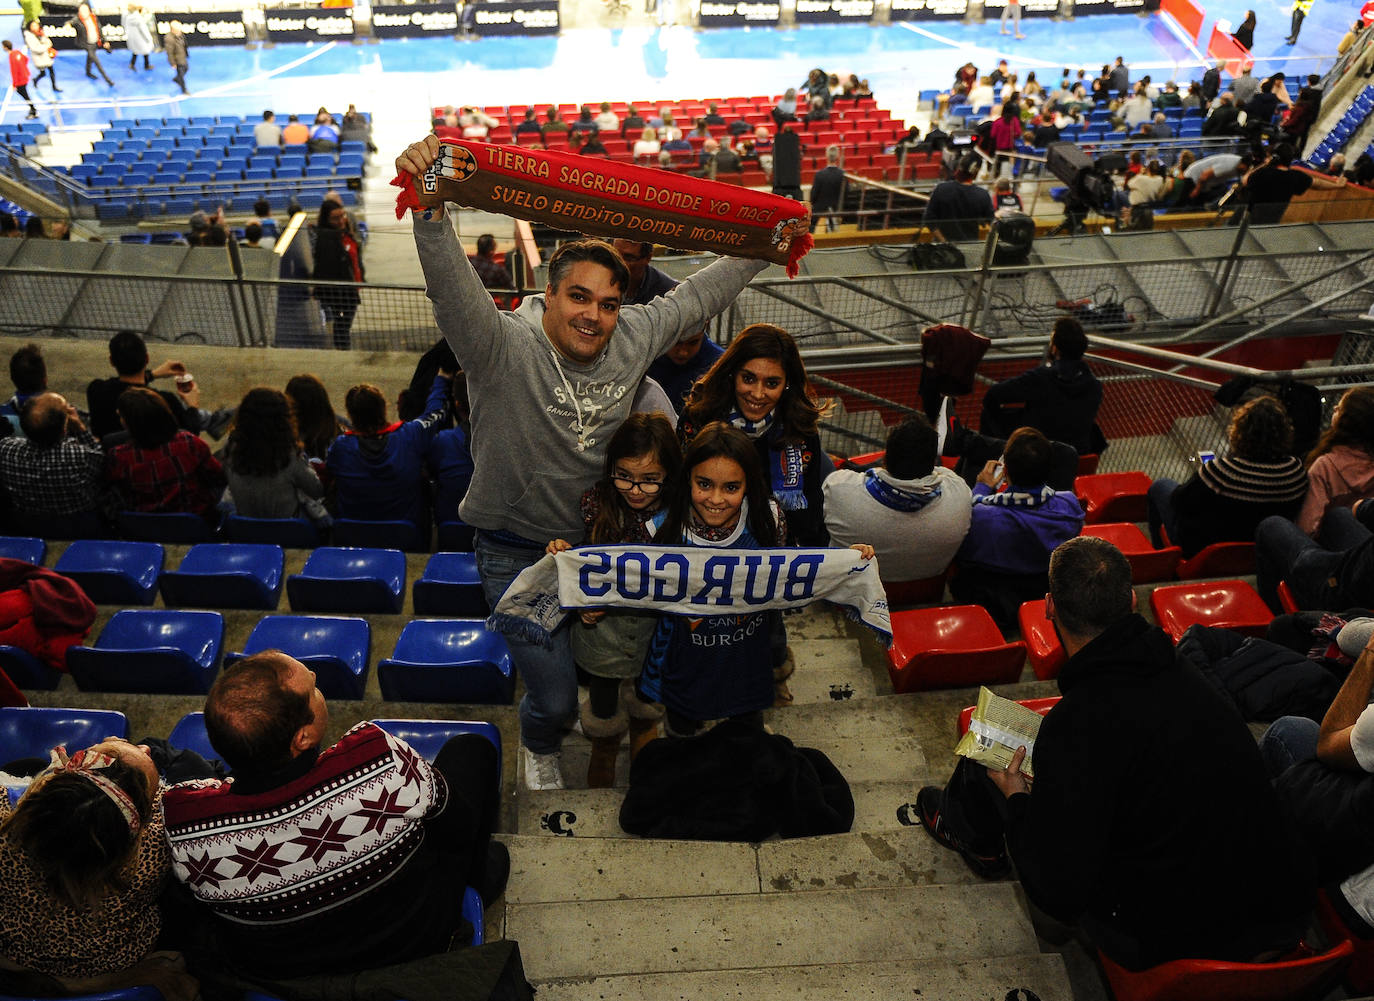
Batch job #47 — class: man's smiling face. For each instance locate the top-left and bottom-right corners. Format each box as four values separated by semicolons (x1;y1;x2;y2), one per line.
543;261;622;365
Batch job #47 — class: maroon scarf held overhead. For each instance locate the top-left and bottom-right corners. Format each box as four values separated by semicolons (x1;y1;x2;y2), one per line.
392;138;814;277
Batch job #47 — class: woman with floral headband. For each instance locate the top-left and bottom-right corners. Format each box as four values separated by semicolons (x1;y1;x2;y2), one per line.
0;739;197;1000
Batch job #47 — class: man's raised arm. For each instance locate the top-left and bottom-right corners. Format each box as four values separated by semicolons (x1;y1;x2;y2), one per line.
396;136;505;375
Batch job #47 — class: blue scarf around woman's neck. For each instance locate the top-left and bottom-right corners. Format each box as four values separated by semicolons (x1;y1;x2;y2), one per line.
727;407;808;511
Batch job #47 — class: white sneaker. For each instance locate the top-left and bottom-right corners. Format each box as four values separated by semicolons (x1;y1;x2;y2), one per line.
522;745;565;791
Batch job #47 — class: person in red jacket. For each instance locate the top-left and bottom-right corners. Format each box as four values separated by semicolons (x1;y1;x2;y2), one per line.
3;41;38;121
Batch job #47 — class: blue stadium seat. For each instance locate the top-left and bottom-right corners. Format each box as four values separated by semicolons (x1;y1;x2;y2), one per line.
151;230;185;244
283;143;308;157
90;174;123;188
339;140;366;155
183;171;214;185
96;201;131;220
0;537;45;565
164;197;196;216
159;543;284;610
287;547;406;614
129;127;157;142
332;519;425;552
412;552;487;617
54;540;164;605
436;521;476;552
0;646;60;689
223;514;320;548
277;153;306;170
304;164;335;179
225;614;371;699
110;118;138;129
163;116;190;129
243;167;274;182
71;163;99;183
67;609;224;694
117;510;214;544
189;115;217;126
274;167;304;181
166;148;197;164
0;706;129;763
370;717;501;772
183;126;210;140
92;140;120;155
378;620;514;704
148;137;177;153
167;710;217;761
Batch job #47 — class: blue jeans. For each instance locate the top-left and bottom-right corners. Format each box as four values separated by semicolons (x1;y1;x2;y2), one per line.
1146;477;1180;549
1255;509;1370;612
1258;715;1319;778
474;531;577;755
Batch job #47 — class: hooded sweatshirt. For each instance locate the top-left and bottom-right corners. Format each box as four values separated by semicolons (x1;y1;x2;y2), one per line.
325;375;448;526
1298;445;1374;536
823;464;971;581
980;358;1104;455
413;215;766;543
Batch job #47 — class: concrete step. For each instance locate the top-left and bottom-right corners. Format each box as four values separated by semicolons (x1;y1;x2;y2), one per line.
531;955;1074;1001
783;637;878;704
518;778;935;838
503;825;982;905
506;882;1039;980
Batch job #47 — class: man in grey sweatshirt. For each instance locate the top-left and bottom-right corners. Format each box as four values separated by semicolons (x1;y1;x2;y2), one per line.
396;136;771;790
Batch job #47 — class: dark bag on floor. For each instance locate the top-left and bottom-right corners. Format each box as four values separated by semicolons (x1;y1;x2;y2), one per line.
909;241;966;271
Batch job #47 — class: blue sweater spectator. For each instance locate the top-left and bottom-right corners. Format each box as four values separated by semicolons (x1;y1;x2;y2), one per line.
430;423;473;526
645;328;723;416
327;374;449;527
951;427;1086;627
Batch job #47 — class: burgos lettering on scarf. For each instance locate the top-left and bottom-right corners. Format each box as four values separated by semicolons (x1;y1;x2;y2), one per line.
490;545;891;646
392;139;814;277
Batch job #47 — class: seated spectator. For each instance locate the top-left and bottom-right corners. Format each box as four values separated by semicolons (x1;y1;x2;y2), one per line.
470;233;512;289
326;373;450;527
1201;93;1242;136
620;103;645;137
1262;625;1374;943
252;198;276;232
1121;84;1155;128
646;323;723;415
922;156;994;243
0;738;198;1001
1243;77;1283;132
658;113;682;142
824;413;971;583
459;105;496;138
241;222;263;249
221;387;325;522
1148;111;1172;138
632;125;661;161
253;109;281;148
693;137;740;176
568;104;598;140
919;535;1314;968
993;178;1023;215
805;95;829;122
980;316;1103;455
1154;80;1183;108
1241;141;1345;225
594;100;619;132
0;392;103;524
339;104;375;152
1297;386;1374;536
1148;395;1307;557
1259;502;1374;611
579;133;608;157
281;114;309;146
432;115;462;140
704;102;726;126
86;331;232;442
105;388;227;520
307;116;339;153
612;238;677;306
0;341;46;435
541;106;568;138
950;427;1085;627
1118;159;1166;225
513;107;543;139
314;106;334;125
689;117;711;139
429;372;473;525
772;88;798;126
162;652;509;980
1184;150;1251;205
285;373;346;463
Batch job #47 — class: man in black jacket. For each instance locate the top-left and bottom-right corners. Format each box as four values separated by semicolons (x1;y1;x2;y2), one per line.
979;316;1104;455
916;536;1314;971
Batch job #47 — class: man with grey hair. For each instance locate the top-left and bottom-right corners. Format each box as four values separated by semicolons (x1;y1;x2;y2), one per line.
809;144;846;233
395;134;771;790
0;392;104;519
915;535;1313;970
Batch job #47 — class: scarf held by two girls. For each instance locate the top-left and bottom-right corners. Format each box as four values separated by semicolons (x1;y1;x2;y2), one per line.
490;544;891;647
392;139;814;277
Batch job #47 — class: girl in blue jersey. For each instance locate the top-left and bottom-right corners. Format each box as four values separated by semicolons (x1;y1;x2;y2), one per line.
548;413;681;787
643;421;871;736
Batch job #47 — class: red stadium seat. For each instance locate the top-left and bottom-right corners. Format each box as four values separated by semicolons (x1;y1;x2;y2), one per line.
1096;940;1353;1001
884;570;949;608
847;450;884;466
1082;523;1181;583
1149;579;1274;642
1277;580;1299;614
1315;888;1374;992
887;605;1026;693
1075;471;1152;524
1016;599;1066;680
1175;541;1257;580
956;695;1060;737
1077;453;1101;476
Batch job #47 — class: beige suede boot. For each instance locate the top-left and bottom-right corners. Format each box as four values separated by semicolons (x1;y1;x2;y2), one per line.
581;699;628;789
622;678;664;759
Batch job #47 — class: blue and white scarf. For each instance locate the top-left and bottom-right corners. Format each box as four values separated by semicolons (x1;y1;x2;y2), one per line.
489;544;891;647
727;408;809;512
864;470;941;513
974;484;1057;507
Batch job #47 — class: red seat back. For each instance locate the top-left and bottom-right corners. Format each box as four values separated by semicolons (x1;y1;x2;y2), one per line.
887;605;1026;693
957;695;1061;737
1149;579;1274;642
1082;523;1181;583
1097;940;1353;1001
1074;471;1152;525
1175;541;1257;580
1016;599;1066;680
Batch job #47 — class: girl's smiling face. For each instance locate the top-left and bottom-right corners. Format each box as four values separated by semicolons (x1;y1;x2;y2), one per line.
689;455;746;530
733;358;786;423
611;451;667;512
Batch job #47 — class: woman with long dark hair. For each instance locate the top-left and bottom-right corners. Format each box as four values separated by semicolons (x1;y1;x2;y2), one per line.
313;199;364;351
221;387;324;520
1297;386;1374;536
285;373;346;462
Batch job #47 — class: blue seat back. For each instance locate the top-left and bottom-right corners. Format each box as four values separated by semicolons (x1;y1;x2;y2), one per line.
224;514;320;548
159;543;284;610
117;511;214;544
287;547;406;614
228;614;371;699
167;710;218;762
54;540;164;605
0;706;129;763
0;537;46;565
67;610;224;694
333;519;426;553
0;646;60;689
378;620;514;704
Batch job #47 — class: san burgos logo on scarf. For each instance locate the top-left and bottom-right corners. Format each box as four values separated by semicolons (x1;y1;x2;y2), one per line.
490;545;891;647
